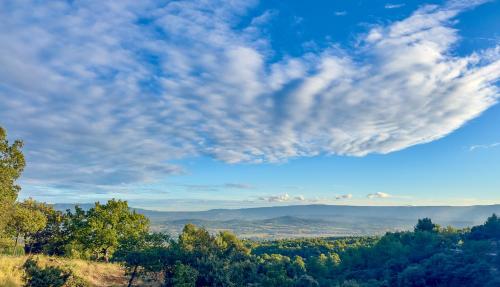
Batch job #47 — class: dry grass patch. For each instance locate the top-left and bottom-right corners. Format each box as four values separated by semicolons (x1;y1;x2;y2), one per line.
0;255;25;287
0;255;128;287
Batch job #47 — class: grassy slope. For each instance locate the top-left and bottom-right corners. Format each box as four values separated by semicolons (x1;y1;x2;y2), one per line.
0;255;128;287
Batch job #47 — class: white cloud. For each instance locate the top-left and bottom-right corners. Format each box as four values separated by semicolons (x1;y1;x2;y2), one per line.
224;183;255;189
469;142;500;151
334;11;347;16
176;183;254;192
259;193;290;202
294;195;306;201
385;3;405;9
0;0;498;190
367;192;391;199
259;193;307;202
336;194;353;200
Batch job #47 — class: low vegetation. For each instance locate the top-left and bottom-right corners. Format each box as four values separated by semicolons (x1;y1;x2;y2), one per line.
0;255;129;287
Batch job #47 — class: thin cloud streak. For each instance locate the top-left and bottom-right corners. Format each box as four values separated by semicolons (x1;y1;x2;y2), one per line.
385;3;406;9
469;142;500;151
367;192;391;199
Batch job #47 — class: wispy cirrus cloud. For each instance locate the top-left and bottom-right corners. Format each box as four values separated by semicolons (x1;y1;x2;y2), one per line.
224;183;255;189
336;194;353;200
469;142;500;151
178;183;255;192
367;192;391;199
258;193;306;202
385;3;406;9
0;0;499;192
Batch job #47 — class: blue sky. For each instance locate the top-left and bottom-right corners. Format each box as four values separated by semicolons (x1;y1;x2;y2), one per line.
0;0;499;210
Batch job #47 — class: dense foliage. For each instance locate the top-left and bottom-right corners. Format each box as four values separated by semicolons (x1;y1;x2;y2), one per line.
128;216;500;287
23;258;88;287
10;206;497;286
0;126;25;248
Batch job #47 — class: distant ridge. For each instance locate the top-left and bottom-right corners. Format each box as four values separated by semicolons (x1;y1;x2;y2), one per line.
54;203;500;225
52;203;500;238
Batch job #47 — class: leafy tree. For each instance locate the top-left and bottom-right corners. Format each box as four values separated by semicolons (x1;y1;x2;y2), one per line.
7;201;47;254
14;199;66;255
257;254;295;287
171;262;198;287
307;254;328;278
60;206;88;259
163;224;257;286
414;218;438;233
29;205;66;255
71;199;150;261
0;126;25;245
295;274;319;287
216;230;250;257
469;214;500;240
290;255;306;278
114;232;170;287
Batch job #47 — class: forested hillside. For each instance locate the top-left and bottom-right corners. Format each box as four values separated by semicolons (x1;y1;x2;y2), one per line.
2;199;500;286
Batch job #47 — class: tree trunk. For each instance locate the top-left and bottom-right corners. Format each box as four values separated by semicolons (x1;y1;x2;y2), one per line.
13;233;19;255
104;248;109;262
127;265;138;287
27;240;33;255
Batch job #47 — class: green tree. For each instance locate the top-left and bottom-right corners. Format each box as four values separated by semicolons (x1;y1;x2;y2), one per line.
64;206;91;259
216;230;250;257
28;202;67;255
165;224;257;286
15;199;66;255
7;202;47;255
308;254;329;278
469;214;500;240
70;199;150;261
295;274;319;287
0;126;25;245
114;232;170;287
172;262;198;287
258;254;295;287
290;255;306;278
172;224;225;286
414;218;438;233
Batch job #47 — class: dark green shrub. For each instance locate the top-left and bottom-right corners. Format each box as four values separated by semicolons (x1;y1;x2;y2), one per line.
22;258;89;287
63;276;89;287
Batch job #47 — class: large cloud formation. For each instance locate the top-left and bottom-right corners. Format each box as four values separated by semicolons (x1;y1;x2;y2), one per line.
0;0;499;188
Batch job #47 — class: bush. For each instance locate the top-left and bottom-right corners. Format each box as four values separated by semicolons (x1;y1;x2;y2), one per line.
295;274;319;287
171;262;198;287
64;276;89;287
23;258;89;287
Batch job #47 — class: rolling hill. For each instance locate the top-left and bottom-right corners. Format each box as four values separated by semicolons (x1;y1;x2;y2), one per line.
53;204;500;239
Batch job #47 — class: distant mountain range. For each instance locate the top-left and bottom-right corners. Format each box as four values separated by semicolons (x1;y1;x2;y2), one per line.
53;204;500;239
